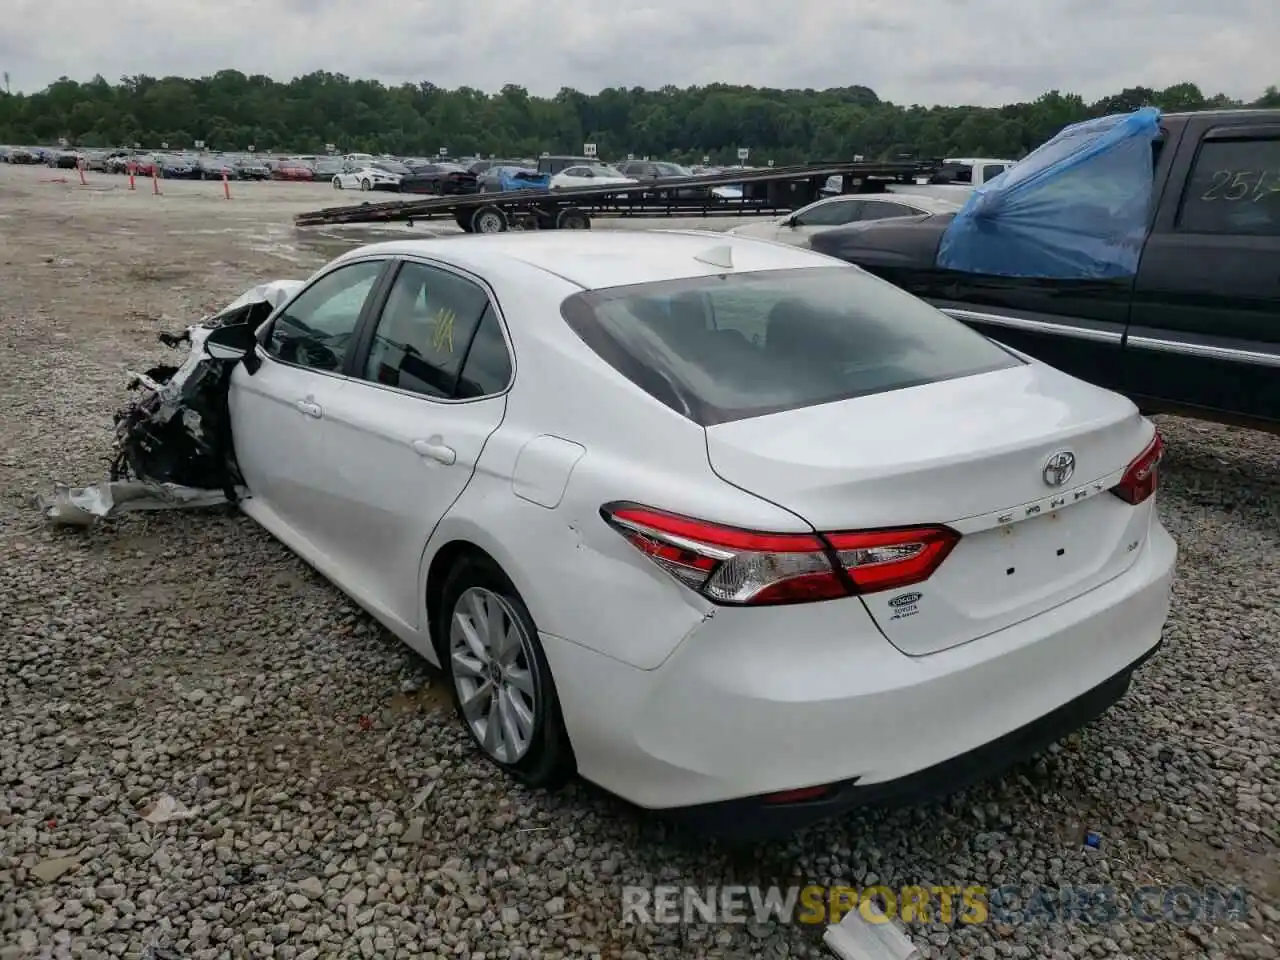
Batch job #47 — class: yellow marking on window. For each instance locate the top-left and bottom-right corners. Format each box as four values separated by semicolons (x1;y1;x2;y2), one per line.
430;307;456;354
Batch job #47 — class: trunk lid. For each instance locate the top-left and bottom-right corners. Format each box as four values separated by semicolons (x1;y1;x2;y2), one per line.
704;362;1155;656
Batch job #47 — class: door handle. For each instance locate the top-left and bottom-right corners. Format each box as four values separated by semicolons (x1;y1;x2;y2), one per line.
294;399;323;418
411;439;456;465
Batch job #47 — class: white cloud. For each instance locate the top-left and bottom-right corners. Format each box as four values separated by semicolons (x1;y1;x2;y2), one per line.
4;0;1277;105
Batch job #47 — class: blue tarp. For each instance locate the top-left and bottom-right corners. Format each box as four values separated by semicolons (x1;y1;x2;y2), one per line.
936;107;1162;279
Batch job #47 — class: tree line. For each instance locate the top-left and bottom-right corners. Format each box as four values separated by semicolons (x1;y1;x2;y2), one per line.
1;72;1277;163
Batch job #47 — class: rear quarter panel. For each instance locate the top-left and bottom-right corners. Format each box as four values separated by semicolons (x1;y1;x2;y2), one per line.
423;266;813;670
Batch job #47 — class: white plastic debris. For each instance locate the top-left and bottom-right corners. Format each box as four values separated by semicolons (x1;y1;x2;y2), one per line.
824;901;921;960
138;794;198;824
38;481;228;526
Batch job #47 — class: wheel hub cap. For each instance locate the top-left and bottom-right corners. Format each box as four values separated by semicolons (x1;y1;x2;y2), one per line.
448;586;538;764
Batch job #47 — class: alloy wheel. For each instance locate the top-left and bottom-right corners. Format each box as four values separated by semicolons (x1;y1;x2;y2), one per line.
449;586;538;763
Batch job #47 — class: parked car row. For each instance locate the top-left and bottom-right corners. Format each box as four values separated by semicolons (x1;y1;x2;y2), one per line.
1;144;770;201
322;153;763;198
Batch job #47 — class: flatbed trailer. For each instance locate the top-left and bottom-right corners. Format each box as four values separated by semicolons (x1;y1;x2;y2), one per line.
294;160;940;232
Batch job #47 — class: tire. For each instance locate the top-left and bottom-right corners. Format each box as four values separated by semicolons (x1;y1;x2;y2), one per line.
438;557;573;788
360;178;371;191
555;208;590;230
470;205;508;234
333;177;342;189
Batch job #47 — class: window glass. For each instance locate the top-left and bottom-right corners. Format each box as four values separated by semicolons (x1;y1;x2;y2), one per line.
1177;138;1280;236
561;267;1020;426
455;305;514;398
265;260;384;371
362;262;491;398
857;200;920;220
795;199;861;226
982;164;1009;182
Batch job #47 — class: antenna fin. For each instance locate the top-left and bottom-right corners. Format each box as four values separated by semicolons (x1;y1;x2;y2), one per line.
693;244;734;269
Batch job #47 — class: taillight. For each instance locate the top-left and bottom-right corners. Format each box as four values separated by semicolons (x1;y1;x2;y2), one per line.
825;527;960;593
600;503;958;606
1111;432;1163;505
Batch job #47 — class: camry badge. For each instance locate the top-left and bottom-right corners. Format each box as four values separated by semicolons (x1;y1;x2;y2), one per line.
1042;451;1076;488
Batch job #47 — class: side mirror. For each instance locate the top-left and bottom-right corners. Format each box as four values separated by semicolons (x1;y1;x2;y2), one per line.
203;322;257;362
784;215;799;227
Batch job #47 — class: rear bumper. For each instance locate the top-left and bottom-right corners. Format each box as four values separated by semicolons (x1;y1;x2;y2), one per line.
542;520;1176;828
667;640;1159;840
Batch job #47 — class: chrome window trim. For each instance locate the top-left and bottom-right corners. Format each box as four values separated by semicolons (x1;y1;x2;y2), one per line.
942;307;1280;367
940;307;1123;344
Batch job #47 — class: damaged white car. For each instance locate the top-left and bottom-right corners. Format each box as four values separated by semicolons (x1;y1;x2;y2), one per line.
46;233;1175;841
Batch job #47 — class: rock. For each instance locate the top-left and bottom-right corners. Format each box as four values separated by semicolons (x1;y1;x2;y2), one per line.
341;888;366;908
30;857;80;884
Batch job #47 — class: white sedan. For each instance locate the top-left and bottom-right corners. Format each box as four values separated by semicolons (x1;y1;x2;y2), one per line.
332;166;402;191
549;164;637;190
728;192;961;246
198;231;1176;839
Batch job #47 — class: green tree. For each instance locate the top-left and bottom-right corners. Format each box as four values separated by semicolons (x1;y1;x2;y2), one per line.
0;73;1272;159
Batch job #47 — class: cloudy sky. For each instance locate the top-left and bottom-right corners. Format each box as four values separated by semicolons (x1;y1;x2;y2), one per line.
2;0;1276;106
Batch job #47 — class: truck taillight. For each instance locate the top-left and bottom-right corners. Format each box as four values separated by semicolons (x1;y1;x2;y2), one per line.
1112;432;1164;505
601;503;958;605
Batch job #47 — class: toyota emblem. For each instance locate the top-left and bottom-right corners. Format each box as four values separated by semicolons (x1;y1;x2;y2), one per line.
1042;451;1076;487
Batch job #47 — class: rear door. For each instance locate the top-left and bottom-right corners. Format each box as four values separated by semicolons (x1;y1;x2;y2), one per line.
854;198;932;221
1124;120;1280;426
314;257;513;627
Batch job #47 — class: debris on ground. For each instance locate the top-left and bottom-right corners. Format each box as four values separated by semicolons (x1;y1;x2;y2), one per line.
137;794;199;824
29;854;82;884
825;902;920;960
38;480;228;525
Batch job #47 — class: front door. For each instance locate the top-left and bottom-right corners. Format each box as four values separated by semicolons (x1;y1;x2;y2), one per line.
316;258;514;627
229;257;389;547
781;197;864;245
1124;120;1280;426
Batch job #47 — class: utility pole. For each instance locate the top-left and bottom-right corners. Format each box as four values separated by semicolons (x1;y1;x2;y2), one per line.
2;72;10;94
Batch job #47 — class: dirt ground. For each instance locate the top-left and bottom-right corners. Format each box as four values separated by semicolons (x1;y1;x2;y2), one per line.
2;160;1277;960
0;162;756;341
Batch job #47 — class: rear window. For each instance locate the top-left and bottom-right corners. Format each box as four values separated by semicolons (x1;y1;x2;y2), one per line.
560;266;1021;426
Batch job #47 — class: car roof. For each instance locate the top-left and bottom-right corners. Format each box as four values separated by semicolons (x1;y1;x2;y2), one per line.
331;230;840;291
862;193;961;213
1163;108;1278;121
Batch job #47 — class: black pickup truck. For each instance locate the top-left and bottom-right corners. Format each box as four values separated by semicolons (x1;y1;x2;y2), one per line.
810;109;1280;432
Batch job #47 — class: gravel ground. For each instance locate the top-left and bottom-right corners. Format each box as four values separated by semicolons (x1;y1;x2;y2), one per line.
0;162;1277;960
